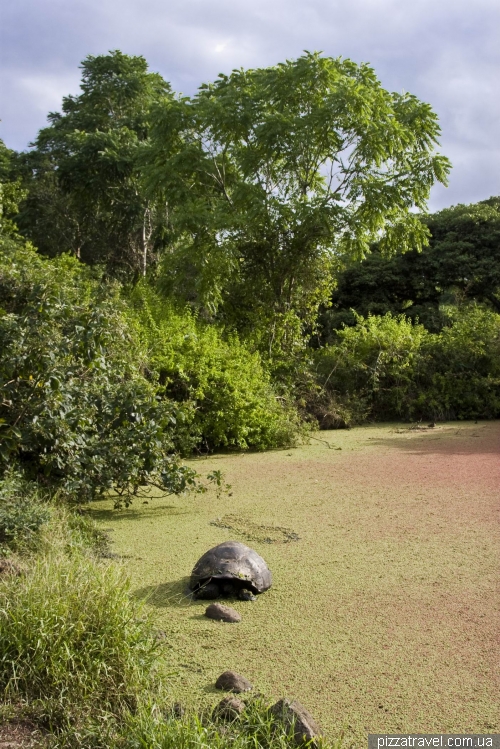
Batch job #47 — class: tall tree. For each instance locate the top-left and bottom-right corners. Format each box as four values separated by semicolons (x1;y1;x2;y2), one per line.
146;52;450;357
15;51;172;277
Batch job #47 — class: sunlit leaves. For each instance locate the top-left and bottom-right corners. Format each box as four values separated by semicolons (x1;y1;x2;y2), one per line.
146;52;450;356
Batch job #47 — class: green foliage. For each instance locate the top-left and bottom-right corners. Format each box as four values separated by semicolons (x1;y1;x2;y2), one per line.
321;197;500;336
0;471;51;549
9;49;451;362
0;238;197;503
146;52;450;355
128;286;299;450
424;197;500;311
315;313;428;422
315;308;500;423
419;305;500;420
14;51;172;277
0;138;26;238
0;549;158;729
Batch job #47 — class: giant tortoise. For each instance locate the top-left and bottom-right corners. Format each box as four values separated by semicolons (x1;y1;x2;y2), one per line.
189;540;272;601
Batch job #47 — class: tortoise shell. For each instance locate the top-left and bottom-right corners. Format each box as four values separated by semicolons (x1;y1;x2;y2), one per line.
189;540;272;594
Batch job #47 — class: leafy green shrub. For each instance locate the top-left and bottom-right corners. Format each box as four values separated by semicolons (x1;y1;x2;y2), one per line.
0;238;198;503
416;306;500;419
128;285;299;451
0;550;158;728
0;471;50;549
314;308;500;423
315;313;429;422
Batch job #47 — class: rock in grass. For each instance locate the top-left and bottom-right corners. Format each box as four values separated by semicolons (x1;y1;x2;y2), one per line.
205;603;242;623
215;671;253;693
212;696;245;720
163;702;185;719
270;698;322;746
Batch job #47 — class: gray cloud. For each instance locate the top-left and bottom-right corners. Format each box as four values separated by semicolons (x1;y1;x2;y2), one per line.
1;0;499;209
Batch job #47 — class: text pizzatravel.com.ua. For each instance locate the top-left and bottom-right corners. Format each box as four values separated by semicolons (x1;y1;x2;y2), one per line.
369;736;499;748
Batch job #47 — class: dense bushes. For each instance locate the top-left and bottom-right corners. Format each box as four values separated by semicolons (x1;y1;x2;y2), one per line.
0;237;299;507
421;306;500;419
314;308;500;424
128;286;300;451
0;238;197;502
3;234;495;479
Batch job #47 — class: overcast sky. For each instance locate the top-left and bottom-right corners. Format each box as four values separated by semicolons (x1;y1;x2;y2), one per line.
1;0;499;210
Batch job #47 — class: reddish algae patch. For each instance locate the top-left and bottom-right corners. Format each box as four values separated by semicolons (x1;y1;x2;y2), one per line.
93;422;500;747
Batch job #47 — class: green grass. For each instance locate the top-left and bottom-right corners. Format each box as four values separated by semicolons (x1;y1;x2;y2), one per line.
0;546;158;731
90;422;500;747
117;698;338;749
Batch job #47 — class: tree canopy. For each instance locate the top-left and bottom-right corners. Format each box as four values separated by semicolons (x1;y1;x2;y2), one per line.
14;51;172;277
11;50;450;351
145;52;450;356
320;196;500;336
